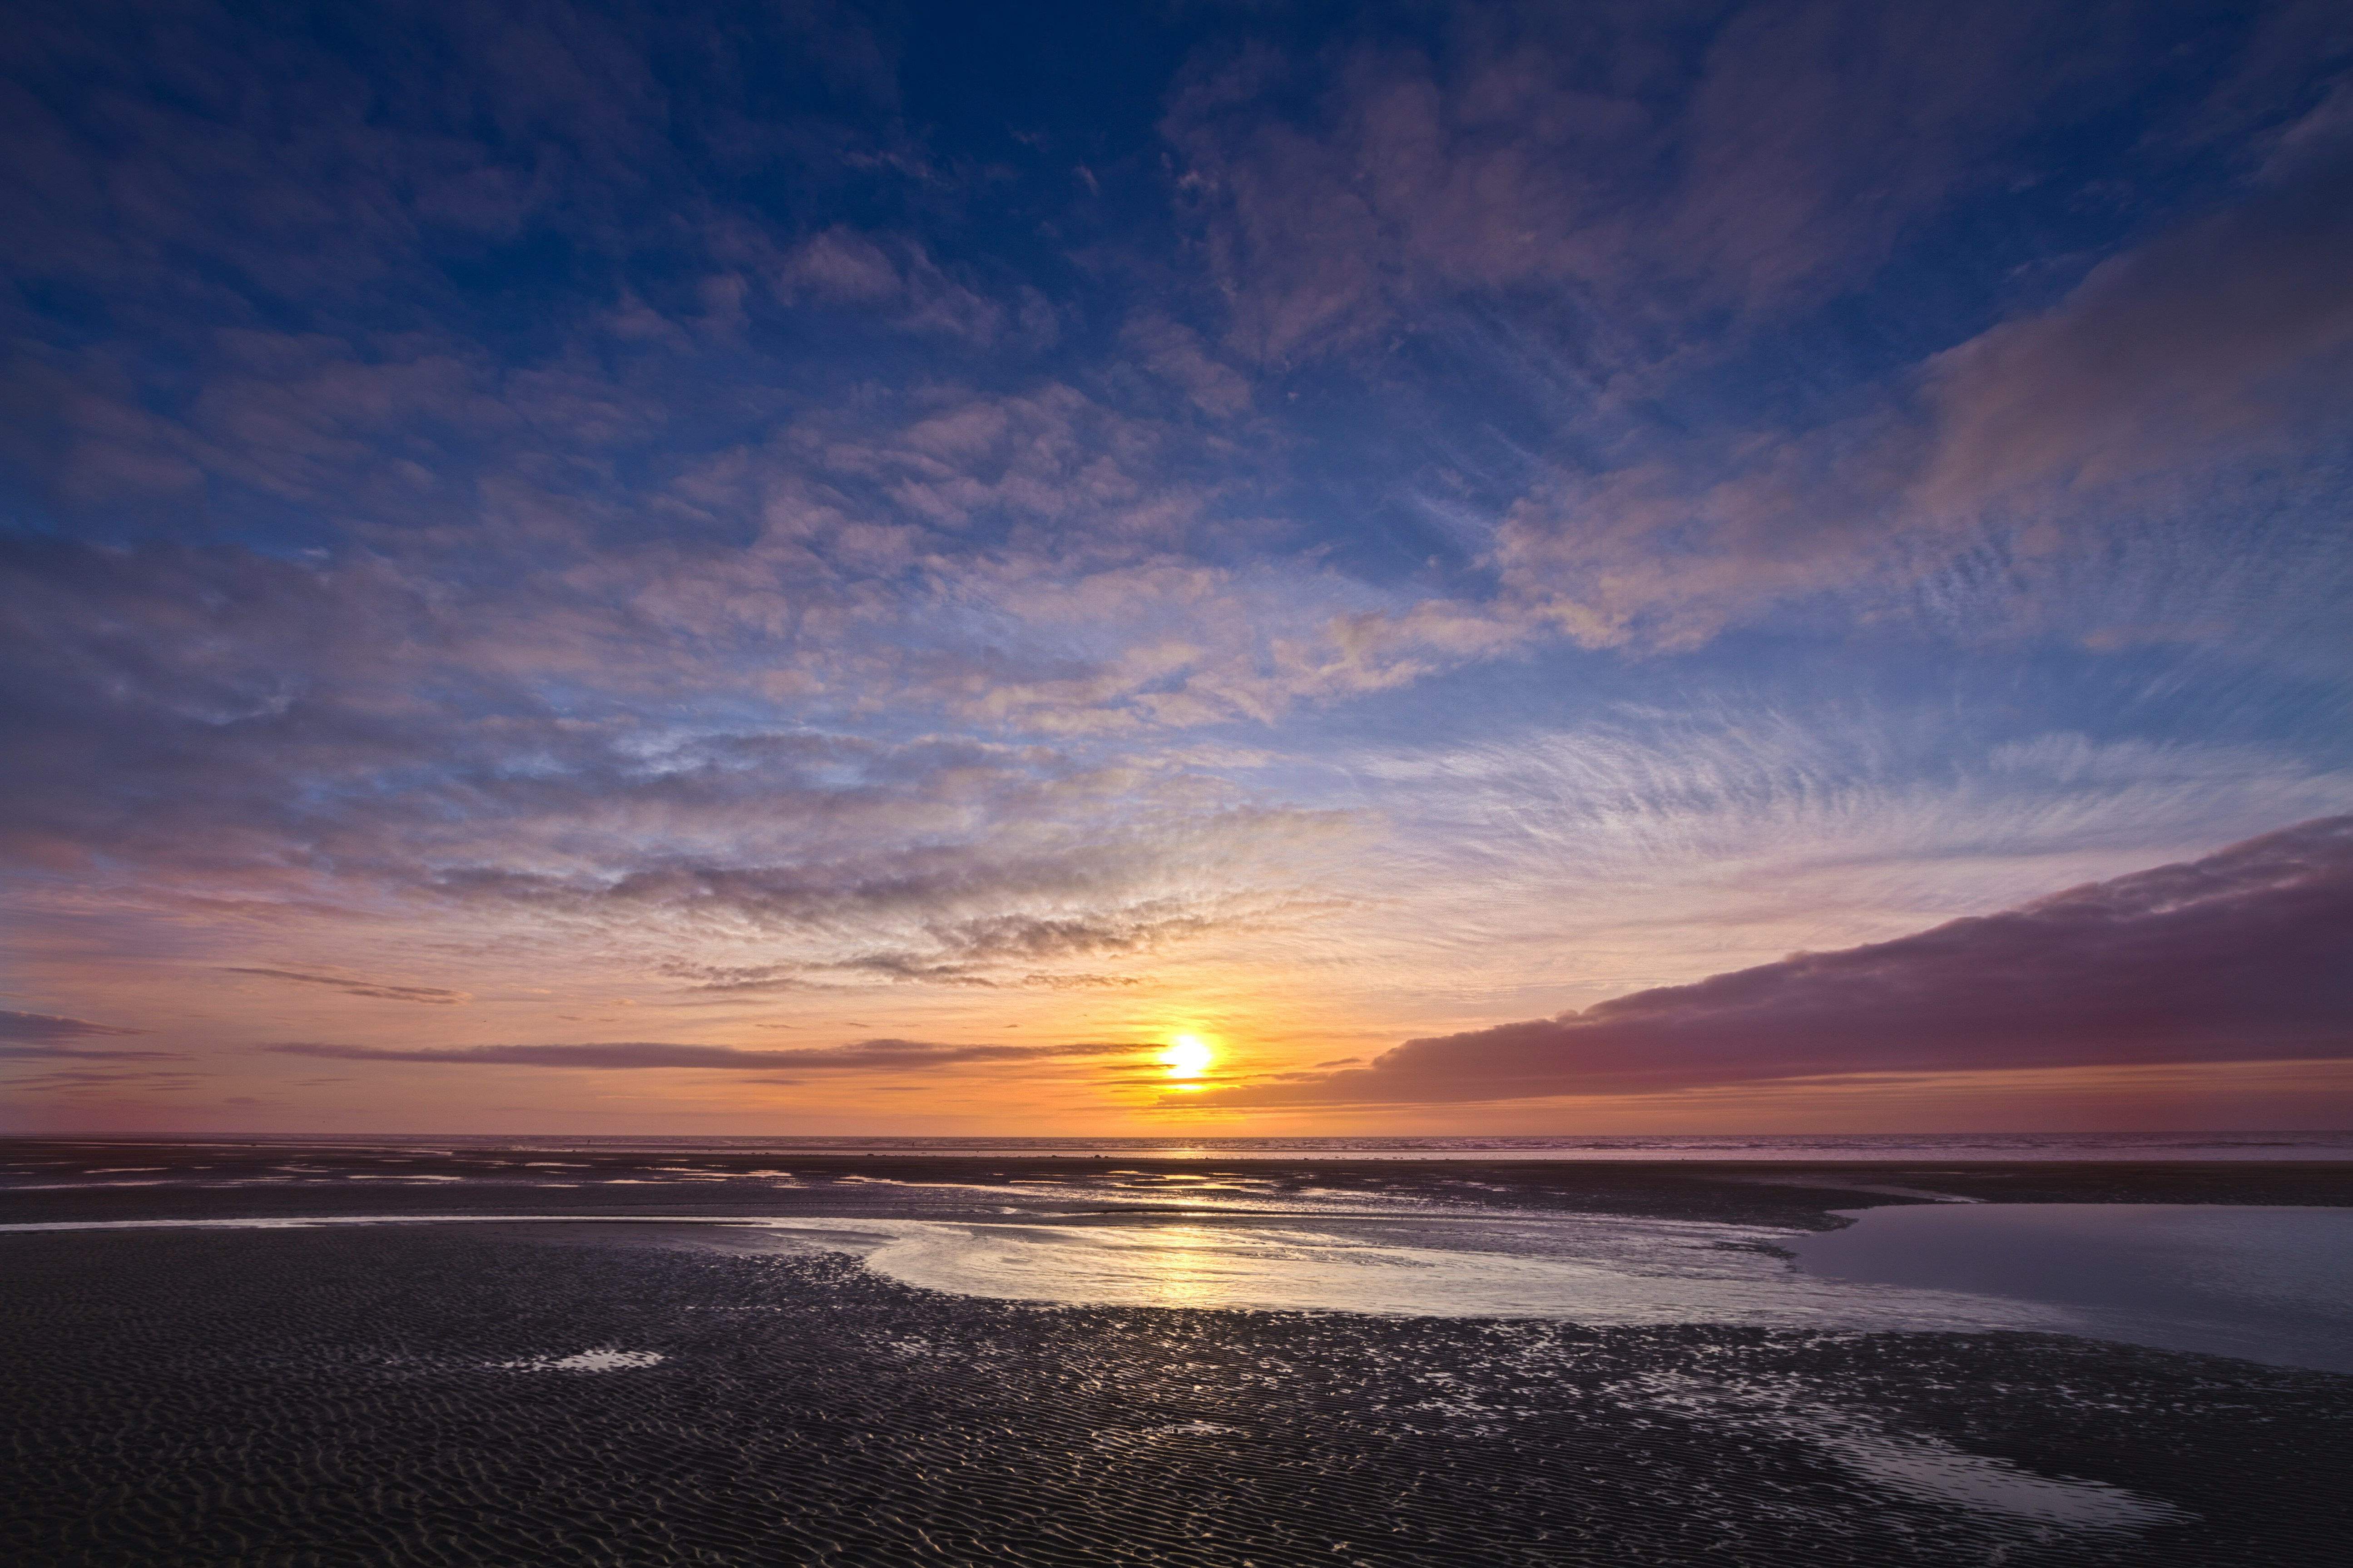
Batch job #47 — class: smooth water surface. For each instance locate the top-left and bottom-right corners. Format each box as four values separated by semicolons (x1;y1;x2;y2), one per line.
1790;1204;2353;1372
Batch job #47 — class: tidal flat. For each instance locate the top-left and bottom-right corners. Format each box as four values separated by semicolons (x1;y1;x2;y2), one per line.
3;1142;2349;1566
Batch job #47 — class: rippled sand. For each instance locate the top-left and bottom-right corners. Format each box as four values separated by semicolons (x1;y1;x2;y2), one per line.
5;1221;2347;1567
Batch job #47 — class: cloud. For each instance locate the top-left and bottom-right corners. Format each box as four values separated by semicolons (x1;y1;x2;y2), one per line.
1200;815;2353;1107
675;954;1151;991
5;1067;206;1092
263;1038;1137;1070
0;1014;183;1068
1483;128;2353;651
765;226;1040;346
1663;0;2108;310
0;1009;150;1041
1121;314;1252;418
1912;131;2353;515
0;535;1358;982
1161;2;2118;363
1148;5;2353;655
661;896;1283;990
221;968;468;1004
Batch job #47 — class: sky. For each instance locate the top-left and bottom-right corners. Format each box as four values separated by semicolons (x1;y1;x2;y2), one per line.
2;0;2349;1136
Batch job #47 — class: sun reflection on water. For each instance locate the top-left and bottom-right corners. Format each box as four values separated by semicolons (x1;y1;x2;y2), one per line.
1121;1224;1226;1308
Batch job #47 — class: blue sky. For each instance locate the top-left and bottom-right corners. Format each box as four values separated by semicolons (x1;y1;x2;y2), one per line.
3;0;2349;1133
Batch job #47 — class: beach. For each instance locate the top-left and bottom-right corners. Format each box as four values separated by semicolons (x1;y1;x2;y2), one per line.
4;1138;2349;1566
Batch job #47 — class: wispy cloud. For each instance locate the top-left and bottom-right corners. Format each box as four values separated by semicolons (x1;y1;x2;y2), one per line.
1163;3;2115;362
0;1009;151;1041
5;1067;207;1093
221;969;468;1004
263;1038;1138;1070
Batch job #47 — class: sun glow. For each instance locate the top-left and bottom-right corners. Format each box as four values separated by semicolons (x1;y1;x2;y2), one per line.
1159;1035;1214;1078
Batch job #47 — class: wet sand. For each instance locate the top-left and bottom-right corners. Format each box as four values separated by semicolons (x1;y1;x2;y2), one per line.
3;1143;2349;1566
9;1138;2352;1226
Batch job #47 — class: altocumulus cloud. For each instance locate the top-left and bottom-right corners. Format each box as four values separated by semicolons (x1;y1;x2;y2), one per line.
1200;816;2353;1107
264;1039;1134;1071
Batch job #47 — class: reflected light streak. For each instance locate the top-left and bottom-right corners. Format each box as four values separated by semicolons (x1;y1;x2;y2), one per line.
1113;1225;1232;1309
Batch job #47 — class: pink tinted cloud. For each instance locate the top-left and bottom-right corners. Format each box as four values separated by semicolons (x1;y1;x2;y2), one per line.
0;1010;168;1060
220;969;468;1004
1664;0;2091;308
1201;815;2353;1107
1914;142;2353;514
264;1038;1133;1070
1144;3;2353;658
0;1008;149;1040
766;226;1045;347
1;534;1349;985
1485;129;2353;651
1162;1;2113;362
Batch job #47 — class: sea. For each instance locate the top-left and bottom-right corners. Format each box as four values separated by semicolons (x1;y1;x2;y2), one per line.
16;1127;2345;1160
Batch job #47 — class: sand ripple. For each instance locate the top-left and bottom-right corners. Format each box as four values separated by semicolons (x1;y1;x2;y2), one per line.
4;1223;2345;1566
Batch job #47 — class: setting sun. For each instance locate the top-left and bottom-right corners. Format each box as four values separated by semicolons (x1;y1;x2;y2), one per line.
1159;1036;1214;1078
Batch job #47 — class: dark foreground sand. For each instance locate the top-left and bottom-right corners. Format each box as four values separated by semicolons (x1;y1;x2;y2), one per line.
4;1148;2349;1567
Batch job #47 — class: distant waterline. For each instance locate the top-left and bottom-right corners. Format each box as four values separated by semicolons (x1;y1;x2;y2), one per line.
19;1130;2349;1161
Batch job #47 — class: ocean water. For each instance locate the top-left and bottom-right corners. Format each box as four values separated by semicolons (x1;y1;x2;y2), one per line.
15;1129;2350;1163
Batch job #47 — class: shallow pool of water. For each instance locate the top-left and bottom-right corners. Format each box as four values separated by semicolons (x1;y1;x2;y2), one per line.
1788;1204;2353;1372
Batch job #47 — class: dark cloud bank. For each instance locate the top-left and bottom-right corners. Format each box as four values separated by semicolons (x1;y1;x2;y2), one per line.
1207;816;2353;1108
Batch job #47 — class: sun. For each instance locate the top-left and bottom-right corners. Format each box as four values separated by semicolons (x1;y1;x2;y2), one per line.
1159;1034;1214;1078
